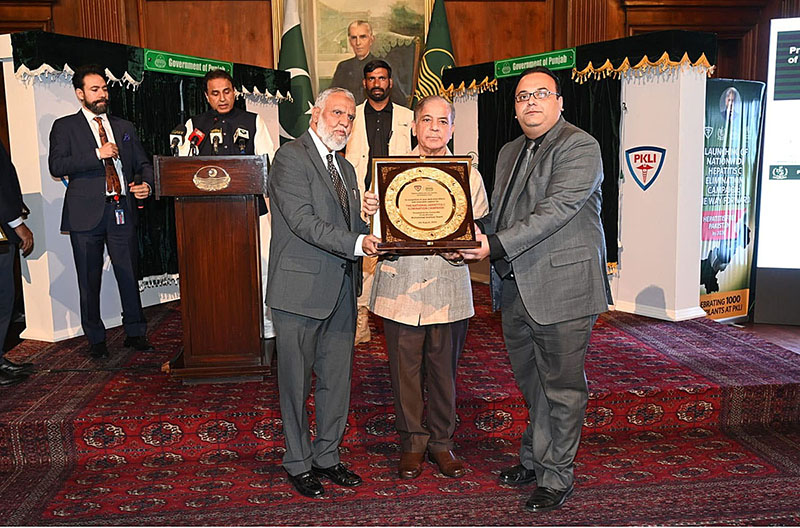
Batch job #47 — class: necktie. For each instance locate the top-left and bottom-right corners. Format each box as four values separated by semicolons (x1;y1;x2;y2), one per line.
94;116;122;195
498;138;537;229
494;138;538;279
327;153;351;225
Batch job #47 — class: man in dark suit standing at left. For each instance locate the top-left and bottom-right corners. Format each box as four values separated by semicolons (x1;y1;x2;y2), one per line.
48;64;154;359
0;142;35;385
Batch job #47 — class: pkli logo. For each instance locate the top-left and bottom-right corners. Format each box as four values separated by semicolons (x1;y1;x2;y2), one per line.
625;146;666;191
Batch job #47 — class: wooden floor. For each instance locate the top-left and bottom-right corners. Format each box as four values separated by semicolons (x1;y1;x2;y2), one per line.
737;322;800;354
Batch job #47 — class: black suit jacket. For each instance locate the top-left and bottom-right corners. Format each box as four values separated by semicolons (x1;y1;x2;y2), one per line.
0;142;27;244
48;110;154;232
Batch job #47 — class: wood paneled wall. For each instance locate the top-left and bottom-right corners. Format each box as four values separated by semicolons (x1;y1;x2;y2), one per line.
2;0;800;82
444;1;551;65
135;0;273;68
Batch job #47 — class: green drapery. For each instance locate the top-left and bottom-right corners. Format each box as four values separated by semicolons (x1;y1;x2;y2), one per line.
10;31;289;278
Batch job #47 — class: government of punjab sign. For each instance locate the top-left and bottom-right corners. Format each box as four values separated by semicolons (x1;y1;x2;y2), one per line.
495;49;576;78
144;49;232;78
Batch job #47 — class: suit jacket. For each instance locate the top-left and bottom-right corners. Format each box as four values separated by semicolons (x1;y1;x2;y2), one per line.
485;117;611;325
345;101;414;200
370;148;490;326
48;111;154;232
0;142;27;244
266;130;369;320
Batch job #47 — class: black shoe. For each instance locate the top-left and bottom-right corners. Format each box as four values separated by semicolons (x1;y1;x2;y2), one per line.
286;470;324;498
123;335;155;352
499;464;537;486
0;368;28;386
89;342;109;359
525;484;574;512
312;462;362;487
0;358;34;374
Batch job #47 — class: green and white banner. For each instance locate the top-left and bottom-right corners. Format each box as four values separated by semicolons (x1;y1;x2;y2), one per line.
699;79;765;320
494;49;575;79
143;49;232;77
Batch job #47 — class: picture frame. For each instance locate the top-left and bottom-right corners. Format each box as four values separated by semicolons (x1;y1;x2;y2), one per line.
272;0;432;104
372;156;481;252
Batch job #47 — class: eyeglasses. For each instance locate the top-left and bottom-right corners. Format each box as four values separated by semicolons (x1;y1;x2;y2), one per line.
514;89;560;103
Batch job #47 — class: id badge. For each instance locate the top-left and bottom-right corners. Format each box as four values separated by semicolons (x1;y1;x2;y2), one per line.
115;207;126;225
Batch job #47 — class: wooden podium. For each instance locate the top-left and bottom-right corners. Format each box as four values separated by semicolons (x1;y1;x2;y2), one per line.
154;155;270;379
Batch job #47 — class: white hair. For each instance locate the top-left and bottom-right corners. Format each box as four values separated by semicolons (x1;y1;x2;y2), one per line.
314;87;355;110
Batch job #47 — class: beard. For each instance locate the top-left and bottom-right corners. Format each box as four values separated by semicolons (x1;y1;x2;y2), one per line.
367;87;388;102
86;98;109;114
317;117;349;151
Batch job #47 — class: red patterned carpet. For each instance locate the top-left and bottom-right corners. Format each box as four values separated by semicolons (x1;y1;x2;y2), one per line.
1;284;799;525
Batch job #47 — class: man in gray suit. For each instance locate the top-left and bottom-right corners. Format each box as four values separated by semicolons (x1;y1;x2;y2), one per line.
460;67;611;512
267;87;382;498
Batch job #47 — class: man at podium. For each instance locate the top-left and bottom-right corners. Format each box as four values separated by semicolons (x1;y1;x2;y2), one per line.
178;69;273;157
267;87;382;498
178;69;276;347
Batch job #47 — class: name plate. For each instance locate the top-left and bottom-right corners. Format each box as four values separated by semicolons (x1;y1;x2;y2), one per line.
373;156;480;252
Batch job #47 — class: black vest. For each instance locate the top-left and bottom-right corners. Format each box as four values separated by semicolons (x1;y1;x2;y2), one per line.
192;107;257;156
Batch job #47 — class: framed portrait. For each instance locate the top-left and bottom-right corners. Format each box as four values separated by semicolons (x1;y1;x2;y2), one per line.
272;0;432;106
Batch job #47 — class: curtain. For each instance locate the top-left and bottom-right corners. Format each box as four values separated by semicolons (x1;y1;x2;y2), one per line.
477;72;621;262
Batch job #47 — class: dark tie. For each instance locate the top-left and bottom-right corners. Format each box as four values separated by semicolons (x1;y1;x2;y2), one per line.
94;116;122;195
494;138;538;279
327;153;351;225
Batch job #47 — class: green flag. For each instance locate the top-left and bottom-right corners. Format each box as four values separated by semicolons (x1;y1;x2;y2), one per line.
413;0;455;106
278;0;314;143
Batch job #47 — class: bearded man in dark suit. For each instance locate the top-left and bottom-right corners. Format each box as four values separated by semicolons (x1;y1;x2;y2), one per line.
48;64;154;359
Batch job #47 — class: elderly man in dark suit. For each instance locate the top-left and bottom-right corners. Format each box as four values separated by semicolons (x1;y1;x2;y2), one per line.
267;87;382;498
0;142;35;386
461;66;612;512
48;64;154;359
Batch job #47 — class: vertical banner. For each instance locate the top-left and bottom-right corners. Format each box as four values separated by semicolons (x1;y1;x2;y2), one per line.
699;79;765;320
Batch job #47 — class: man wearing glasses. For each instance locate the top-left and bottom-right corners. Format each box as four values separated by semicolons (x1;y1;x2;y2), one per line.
460;66;611;512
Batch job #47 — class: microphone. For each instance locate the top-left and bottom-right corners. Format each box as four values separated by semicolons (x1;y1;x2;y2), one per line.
133;173;144;209
187;128;206;156
233;127;250;154
169;124;186;156
210;128;223;155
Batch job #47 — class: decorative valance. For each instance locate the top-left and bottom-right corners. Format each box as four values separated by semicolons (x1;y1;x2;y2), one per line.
10;31;291;103
572;30;717;83
441;30;717;98
441;61;495;99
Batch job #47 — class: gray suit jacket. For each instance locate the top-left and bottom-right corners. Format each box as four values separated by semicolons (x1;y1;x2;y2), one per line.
484;117;611;325
266;130;369;320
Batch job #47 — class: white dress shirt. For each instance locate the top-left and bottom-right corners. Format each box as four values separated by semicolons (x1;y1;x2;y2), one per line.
80;107;126;196
308;127;367;257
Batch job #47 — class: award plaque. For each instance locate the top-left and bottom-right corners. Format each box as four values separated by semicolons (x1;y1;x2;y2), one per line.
373;156;480;252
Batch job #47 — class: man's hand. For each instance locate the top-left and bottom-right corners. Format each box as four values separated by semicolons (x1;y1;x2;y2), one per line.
440;251;465;264
129;181;151;200
459;224;490;262
14;223;34;257
362;191;379;217
361;234;384;257
98;142;118;160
